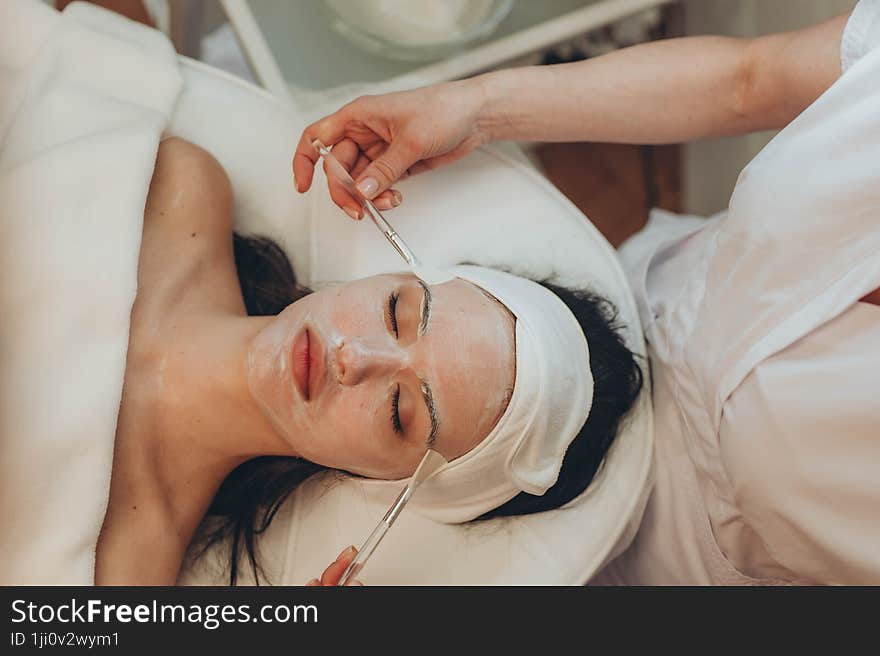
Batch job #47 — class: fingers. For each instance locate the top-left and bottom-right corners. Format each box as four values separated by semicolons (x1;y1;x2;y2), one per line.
293;96;410;219
350;152;371;181
292;106;353;193
353;137;419;200
321;141;402;219
350;153;402;211
318;545;358;586
306;576;362;586
323;139;362;217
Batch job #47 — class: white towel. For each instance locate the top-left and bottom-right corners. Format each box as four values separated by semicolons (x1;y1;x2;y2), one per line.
0;0;181;584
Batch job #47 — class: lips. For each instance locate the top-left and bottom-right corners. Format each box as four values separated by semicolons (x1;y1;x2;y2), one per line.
291;328;311;400
291;326;326;402
308;328;325;400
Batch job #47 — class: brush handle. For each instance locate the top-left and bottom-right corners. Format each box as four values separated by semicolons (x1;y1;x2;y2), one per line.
337;521;388;586
337;486;411;586
363;202;418;266
312;139;419;267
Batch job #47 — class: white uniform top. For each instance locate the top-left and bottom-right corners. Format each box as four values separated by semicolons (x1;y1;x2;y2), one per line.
593;0;880;585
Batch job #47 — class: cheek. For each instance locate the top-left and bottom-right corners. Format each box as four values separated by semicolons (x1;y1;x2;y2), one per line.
308;388;382;463
299;286;375;337
317;389;423;479
327;391;376;428
328;289;376;333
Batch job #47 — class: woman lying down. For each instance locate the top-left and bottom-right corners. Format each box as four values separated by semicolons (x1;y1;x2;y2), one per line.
95;137;643;585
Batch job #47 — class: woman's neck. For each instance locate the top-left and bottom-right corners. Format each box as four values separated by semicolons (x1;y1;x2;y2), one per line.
118;310;296;567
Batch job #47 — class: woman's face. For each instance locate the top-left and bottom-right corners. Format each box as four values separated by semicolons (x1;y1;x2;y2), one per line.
247;273;515;479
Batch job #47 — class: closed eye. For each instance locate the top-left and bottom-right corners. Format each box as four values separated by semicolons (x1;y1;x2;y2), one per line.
386;291;399;338
391;384;403;435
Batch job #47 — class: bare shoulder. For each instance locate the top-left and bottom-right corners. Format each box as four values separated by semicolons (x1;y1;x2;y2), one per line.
148;137;233;214
142;137;236;262
138;137;244;313
155;137;229;180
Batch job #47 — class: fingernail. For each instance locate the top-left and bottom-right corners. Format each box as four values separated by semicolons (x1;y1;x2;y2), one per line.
356;177;378;199
344;545;357;557
343;207;360;221
392;190;403;206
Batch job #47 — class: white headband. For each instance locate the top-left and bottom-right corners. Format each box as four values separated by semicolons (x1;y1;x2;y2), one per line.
396;265;594;523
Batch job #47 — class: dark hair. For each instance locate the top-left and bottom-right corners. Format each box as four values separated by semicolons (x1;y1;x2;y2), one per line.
204;234;643;584
477;281;643;520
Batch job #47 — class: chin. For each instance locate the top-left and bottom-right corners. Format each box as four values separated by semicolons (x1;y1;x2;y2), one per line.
246;310;303;445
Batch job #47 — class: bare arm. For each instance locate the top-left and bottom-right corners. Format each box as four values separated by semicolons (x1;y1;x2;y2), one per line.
295;12;850;207
478;14;849;144
737;13;848;131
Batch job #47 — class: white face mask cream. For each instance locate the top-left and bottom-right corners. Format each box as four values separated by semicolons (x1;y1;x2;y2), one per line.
245;272;516;480
411;264;456;286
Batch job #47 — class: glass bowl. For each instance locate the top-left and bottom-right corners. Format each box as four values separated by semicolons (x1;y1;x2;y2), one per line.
323;0;515;62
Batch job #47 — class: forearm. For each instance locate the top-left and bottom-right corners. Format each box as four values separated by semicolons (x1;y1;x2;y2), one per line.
476;36;753;145
476;16;845;145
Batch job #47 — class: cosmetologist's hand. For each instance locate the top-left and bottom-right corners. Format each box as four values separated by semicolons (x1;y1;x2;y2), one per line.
293;79;490;220
306;546;364;586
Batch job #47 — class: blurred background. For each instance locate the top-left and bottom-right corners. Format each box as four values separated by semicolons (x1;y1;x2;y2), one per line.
56;0;856;245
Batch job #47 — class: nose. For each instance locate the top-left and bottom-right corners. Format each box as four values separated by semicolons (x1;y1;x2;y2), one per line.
334;336;406;386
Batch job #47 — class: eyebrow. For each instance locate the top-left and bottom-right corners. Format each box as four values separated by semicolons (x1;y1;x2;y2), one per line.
419;378;440;446
414;280;437;445
416;279;432;336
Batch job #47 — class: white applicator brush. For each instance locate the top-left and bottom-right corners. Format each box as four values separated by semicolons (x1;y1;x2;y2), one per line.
337;448;448;585
312;139;454;286
410;262;454;286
